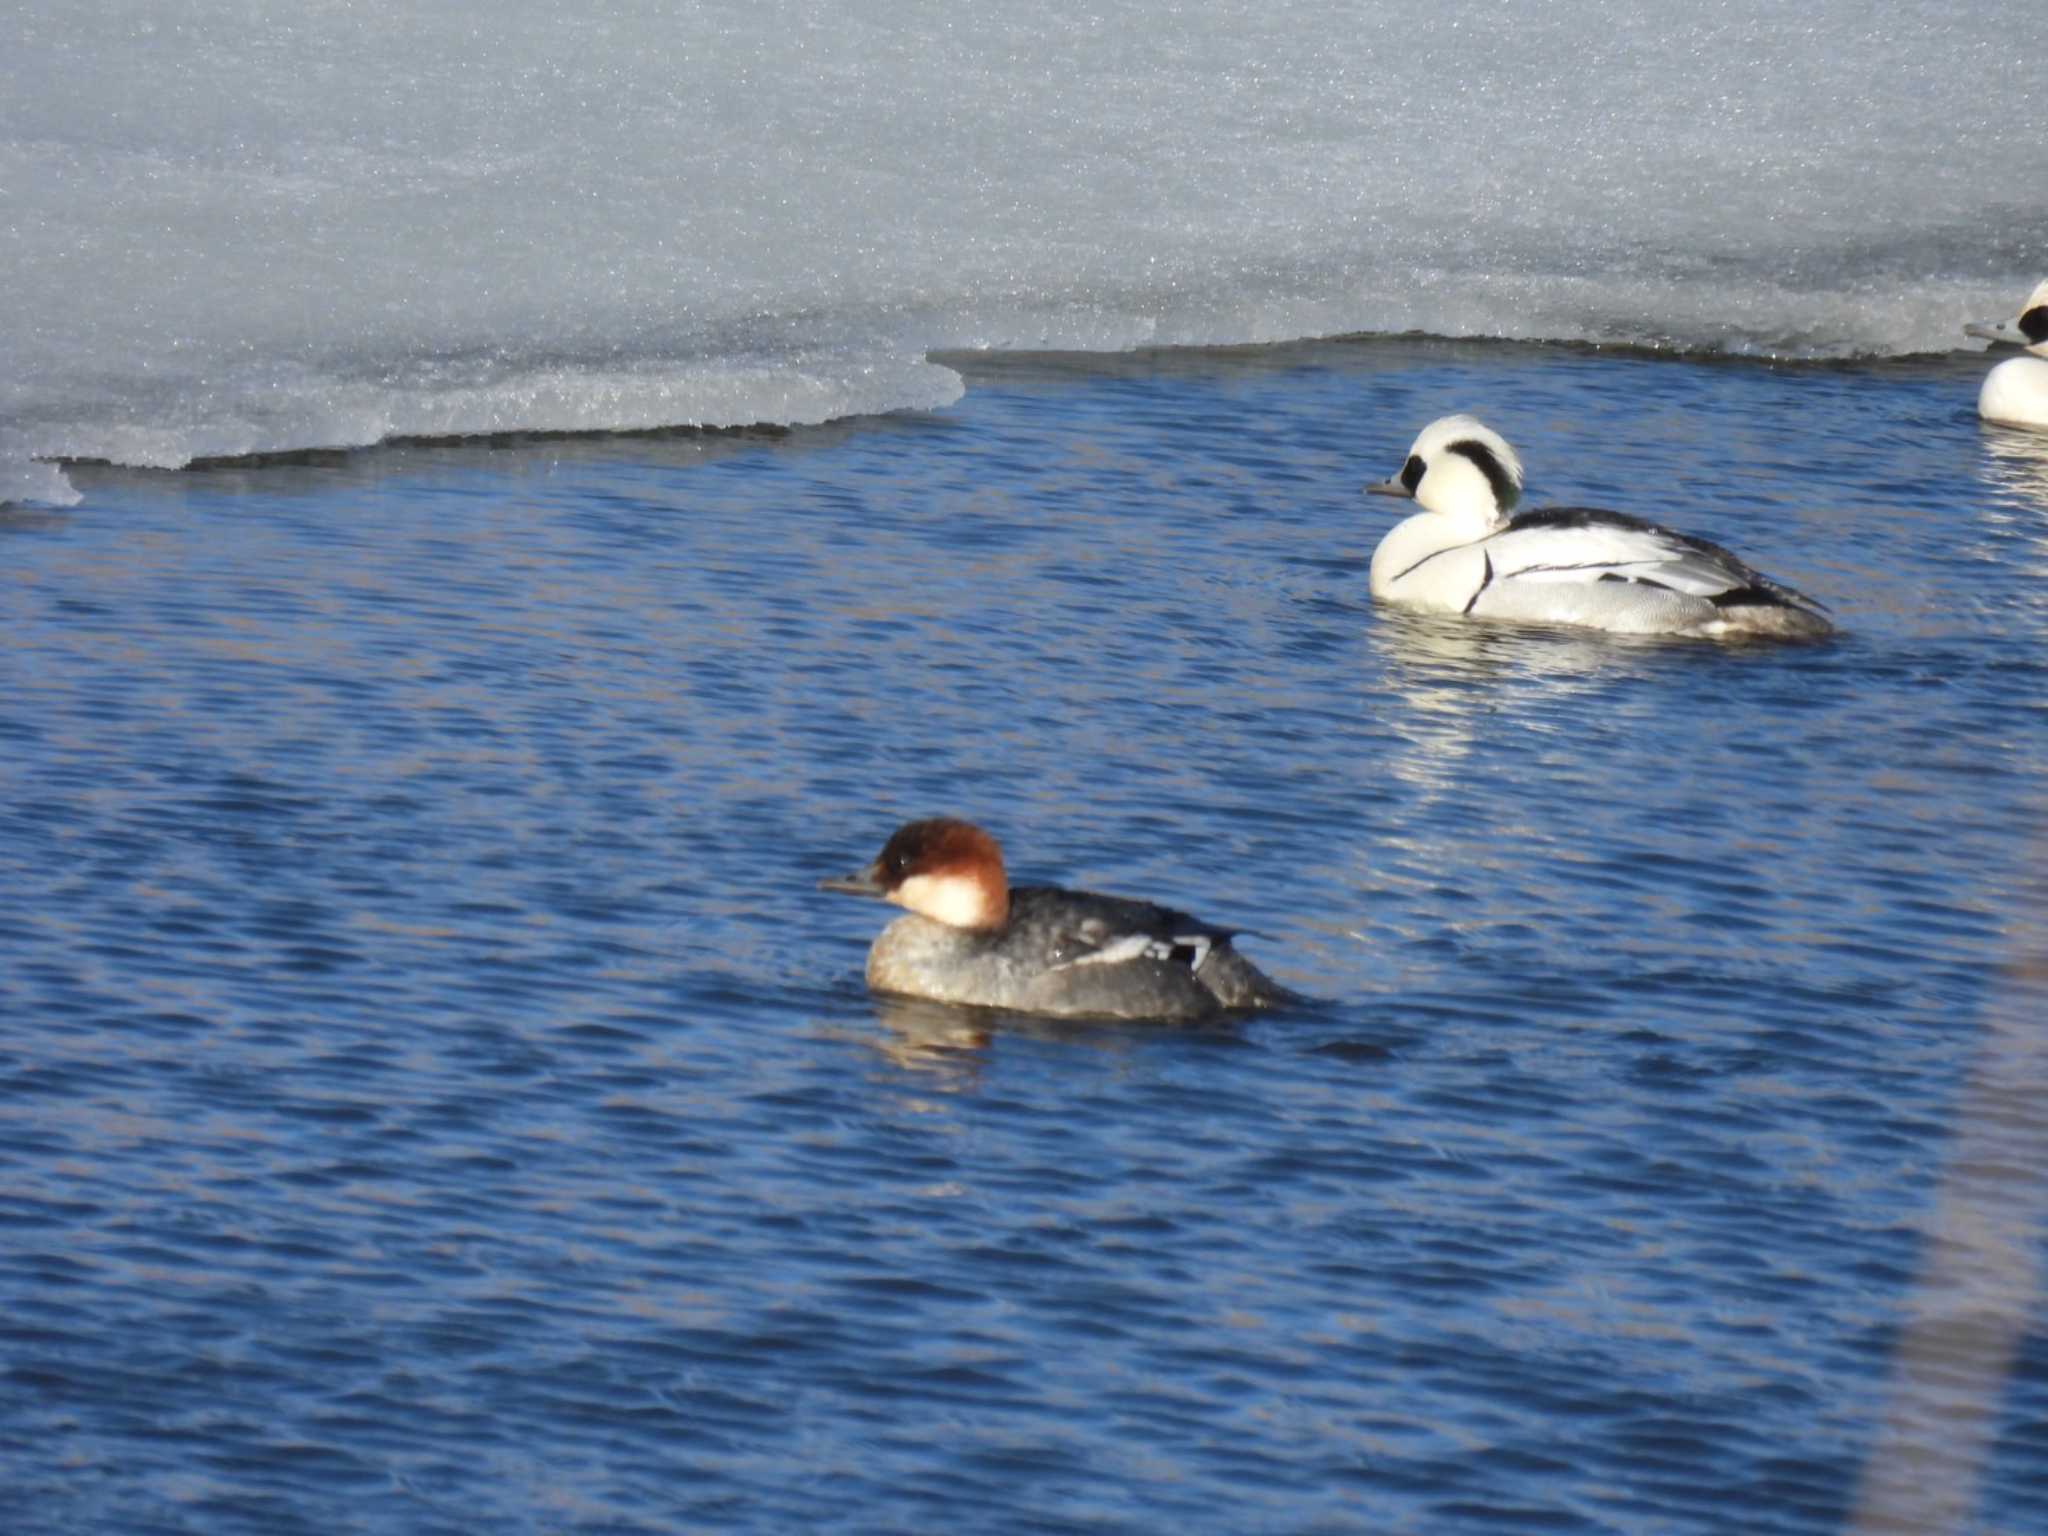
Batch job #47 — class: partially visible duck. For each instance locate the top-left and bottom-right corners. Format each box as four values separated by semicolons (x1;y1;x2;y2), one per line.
1965;279;2048;431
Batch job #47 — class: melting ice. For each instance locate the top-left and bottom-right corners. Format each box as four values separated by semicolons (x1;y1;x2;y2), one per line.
5;0;2044;503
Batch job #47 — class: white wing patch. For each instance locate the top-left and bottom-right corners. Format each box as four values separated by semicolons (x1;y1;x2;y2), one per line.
1058;933;1155;969
1491;521;1752;598
1051;931;1214;973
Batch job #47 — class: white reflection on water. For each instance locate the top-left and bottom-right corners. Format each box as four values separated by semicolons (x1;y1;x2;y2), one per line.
1849;423;2048;1535
1847;927;2048;1534
1975;427;2048;589
1977;425;2048;510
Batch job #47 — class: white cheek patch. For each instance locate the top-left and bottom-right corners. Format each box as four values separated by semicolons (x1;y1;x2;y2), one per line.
895;871;994;929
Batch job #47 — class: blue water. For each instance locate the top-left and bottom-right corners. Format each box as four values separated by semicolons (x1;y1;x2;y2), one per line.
5;339;2047;1534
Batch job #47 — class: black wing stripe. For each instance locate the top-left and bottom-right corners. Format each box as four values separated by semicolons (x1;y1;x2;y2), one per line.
1389;546;1459;585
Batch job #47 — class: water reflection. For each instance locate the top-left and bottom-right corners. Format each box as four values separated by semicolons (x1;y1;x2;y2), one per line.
861;997;996;1079
1971;429;2048;595
1977;424;2048;512
1362;608;1682;809
854;995;1248;1084
1369;607;1690;701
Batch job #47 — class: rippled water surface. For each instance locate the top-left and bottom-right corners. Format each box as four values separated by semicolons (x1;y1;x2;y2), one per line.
5;340;2047;1534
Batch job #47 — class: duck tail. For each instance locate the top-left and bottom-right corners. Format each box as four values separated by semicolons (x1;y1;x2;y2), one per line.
1707;583;1834;640
1196;947;1316;1011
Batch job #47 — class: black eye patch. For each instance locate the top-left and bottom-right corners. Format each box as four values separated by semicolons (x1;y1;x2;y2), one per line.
2020;305;2048;345
1400;454;1425;492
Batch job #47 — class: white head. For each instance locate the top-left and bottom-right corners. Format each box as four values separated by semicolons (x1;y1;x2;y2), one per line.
1366;414;1525;532
1965;278;2048;357
820;817;1011;931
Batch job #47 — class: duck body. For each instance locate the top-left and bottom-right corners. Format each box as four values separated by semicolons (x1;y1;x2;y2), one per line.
1367;415;1831;640
1373;503;1833;638
864;886;1282;1022
822;818;1293;1023
1977;355;2048;431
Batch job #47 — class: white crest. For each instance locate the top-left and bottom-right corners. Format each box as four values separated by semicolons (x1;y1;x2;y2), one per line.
1405;415;1524;523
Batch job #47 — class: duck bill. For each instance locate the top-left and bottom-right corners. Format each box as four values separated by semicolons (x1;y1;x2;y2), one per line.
819;860;887;897
1964;318;2015;346
1364;478;1414;500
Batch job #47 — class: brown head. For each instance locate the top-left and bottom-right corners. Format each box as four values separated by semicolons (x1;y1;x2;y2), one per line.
819;817;1011;930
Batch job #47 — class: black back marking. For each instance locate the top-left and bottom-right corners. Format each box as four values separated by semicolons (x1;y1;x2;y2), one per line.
1446;438;1519;509
1708;584;1780;610
1389;546;1453;585
1462;550;1494;614
1511;506;1657;535
2021;305;2048;346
